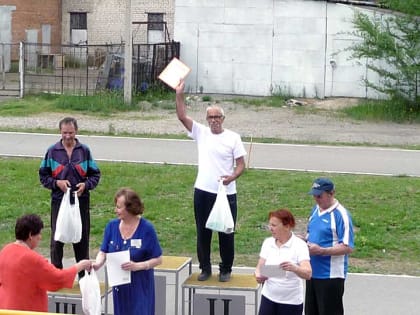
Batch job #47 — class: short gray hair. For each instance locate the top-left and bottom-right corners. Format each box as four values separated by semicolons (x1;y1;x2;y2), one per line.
206;105;225;117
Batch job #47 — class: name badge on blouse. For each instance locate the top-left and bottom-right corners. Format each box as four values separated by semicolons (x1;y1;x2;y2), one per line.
131;239;142;248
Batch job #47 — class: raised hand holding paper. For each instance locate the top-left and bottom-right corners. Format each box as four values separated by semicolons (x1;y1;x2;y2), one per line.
158;57;191;89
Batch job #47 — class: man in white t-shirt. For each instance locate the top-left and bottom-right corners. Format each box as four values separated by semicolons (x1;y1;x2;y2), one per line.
175;81;247;282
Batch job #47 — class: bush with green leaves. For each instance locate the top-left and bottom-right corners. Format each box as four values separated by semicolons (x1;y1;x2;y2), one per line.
348;3;419;106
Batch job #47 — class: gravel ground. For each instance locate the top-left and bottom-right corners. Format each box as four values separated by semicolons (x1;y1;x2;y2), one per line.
1;97;420;146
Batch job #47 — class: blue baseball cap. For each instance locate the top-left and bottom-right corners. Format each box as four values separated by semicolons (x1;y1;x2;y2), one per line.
308;178;335;195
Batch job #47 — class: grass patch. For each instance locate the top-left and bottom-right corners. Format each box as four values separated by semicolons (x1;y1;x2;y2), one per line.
0;93;60;116
341;98;420;123
1;157;419;275
228;94;287;108
0;88;175;117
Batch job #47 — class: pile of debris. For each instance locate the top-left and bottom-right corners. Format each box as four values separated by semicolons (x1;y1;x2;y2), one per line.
285;99;308;107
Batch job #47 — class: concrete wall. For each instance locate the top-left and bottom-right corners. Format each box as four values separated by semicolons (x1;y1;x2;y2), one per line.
174;0;383;98
62;0;175;45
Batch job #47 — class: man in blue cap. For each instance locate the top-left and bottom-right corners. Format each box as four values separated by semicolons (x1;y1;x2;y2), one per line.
305;178;354;315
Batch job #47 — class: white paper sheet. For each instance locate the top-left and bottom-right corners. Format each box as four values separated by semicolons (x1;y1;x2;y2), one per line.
106;250;131;287
158;57;191;89
260;264;287;278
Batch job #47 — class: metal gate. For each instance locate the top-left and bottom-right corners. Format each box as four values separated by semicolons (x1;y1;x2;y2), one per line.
0;41;180;98
22;42;124;96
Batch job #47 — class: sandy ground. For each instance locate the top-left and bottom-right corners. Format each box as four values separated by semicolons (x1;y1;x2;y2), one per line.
1;96;420;147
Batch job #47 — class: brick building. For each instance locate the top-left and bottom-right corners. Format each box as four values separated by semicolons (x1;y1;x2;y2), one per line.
0;0;174;63
0;0;62;59
61;0;175;45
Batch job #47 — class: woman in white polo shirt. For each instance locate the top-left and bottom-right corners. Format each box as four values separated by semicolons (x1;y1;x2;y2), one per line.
255;209;312;315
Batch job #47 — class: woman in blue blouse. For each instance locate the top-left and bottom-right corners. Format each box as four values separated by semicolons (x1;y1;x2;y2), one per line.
93;187;162;315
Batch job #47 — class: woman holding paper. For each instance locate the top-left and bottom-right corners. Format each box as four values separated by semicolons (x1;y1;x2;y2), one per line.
0;214;92;312
93;188;162;315
255;209;312;315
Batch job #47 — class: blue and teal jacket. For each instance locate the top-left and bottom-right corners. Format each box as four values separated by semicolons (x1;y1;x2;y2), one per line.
39;139;101;201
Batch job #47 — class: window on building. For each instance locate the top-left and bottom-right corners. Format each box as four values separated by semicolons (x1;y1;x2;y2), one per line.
70;12;87;30
70;12;87;45
147;13;164;31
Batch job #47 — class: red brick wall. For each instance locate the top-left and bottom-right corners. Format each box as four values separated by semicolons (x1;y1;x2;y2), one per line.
0;0;62;56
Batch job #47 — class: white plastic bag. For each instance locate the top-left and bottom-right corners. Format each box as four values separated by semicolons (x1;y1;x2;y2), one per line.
54;189;82;243
205;181;235;234
79;269;102;315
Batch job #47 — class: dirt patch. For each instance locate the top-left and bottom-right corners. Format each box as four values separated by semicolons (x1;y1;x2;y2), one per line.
305;97;362;109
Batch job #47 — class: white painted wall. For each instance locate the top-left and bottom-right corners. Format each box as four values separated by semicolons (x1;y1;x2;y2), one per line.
174;0;383;98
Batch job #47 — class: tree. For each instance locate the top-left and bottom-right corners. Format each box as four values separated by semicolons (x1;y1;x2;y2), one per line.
379;0;420;16
348;3;419;105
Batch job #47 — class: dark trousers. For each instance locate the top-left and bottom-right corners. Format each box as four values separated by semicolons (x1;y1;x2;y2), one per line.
305;278;345;315
258;295;303;315
194;188;237;273
50;196;90;276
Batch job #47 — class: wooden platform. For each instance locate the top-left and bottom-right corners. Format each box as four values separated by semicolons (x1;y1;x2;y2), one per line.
48;280;110;314
158;255;192;271
184;272;258;290
47;256;192;315
155;256;192;315
182;272;260;315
